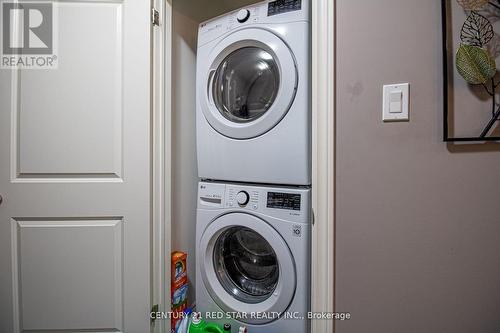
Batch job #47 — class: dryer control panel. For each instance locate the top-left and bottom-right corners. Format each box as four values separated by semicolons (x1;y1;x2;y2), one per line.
198;0;310;47
198;181;311;223
268;0;302;16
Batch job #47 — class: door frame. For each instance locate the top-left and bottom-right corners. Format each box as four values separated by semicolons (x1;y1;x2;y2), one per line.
152;0;335;332
310;0;335;332
152;0;170;332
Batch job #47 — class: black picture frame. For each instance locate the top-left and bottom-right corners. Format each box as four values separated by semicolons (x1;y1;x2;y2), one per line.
442;0;500;142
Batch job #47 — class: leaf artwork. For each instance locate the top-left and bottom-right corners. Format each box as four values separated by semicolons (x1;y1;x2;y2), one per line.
456;0;489;10
448;1;500;139
456;44;496;84
461;11;494;46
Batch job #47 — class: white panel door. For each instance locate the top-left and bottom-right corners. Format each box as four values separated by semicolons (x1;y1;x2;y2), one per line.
0;0;151;332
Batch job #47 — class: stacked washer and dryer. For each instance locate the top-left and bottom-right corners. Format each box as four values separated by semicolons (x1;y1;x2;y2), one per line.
195;1;311;332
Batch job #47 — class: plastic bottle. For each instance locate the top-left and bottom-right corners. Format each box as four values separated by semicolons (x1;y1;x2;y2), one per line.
188;313;224;333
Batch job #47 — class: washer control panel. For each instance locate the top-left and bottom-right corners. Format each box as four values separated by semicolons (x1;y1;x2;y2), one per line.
198;182;310;223
266;191;301;211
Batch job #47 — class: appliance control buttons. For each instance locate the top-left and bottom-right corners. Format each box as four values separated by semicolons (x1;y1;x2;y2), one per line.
236;191;250;206
236;9;250;23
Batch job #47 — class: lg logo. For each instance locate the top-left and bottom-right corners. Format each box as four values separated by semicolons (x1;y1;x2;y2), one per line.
2;2;53;54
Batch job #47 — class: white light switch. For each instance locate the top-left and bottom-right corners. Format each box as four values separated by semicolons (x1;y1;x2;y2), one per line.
389;90;402;113
383;83;409;121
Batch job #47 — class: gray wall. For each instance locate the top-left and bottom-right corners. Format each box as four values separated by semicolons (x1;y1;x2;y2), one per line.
335;1;500;333
172;7;198;304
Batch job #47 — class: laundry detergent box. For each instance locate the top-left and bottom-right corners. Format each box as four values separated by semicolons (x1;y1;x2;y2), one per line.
170;281;188;332
171;251;188;312
171;281;188;309
171;251;187;288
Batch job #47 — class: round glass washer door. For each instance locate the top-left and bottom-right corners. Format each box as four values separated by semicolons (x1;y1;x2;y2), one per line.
199;213;296;325
200;28;298;139
213;226;279;304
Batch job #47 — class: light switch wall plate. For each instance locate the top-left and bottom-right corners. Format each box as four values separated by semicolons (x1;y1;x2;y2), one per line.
383;83;409;122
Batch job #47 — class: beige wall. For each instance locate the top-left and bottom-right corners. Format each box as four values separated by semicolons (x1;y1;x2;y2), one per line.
335;1;500;332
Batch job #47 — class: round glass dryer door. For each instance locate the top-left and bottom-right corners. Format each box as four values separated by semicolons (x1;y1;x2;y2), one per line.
212;47;280;124
199;213;296;325
200;28;298;139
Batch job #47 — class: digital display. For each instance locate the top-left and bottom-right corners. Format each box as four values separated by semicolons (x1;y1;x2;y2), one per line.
268;0;301;16
267;192;301;211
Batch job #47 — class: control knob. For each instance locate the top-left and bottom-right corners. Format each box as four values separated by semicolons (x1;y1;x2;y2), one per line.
236;9;250;23
236;191;250;206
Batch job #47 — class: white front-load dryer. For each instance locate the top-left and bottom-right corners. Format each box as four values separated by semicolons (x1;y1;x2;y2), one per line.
196;181;311;333
196;0;311;185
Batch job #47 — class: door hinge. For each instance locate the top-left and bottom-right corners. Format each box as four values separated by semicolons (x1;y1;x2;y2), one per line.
150;304;159;324
151;7;160;26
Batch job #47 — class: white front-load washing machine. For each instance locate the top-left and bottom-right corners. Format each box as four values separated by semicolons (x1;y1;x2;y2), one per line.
196;0;311;185
196;181;311;333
